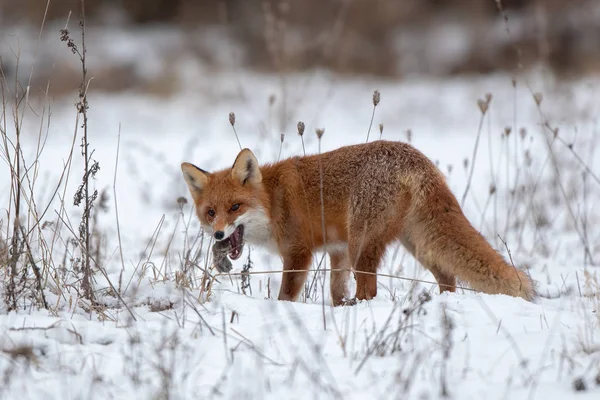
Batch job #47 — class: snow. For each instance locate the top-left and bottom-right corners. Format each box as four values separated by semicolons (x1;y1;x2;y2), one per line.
1;32;600;399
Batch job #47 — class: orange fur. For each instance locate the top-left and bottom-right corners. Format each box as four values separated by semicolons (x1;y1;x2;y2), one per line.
182;140;536;305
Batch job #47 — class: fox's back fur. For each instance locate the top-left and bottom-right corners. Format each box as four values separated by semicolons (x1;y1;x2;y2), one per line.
182;140;536;304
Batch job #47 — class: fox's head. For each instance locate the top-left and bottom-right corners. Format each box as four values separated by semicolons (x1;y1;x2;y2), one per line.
181;148;271;261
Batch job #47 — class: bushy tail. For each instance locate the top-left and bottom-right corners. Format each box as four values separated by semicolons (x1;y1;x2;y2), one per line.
404;154;536;301
449;216;534;301
416;210;536;301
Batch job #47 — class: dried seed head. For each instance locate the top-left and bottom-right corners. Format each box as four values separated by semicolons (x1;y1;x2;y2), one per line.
297;121;305;136
489;184;496;195
60;28;78;54
477;99;489;114
372;90;380;106
511;78;517;88
552;127;559;138
406;129;412;143
229;112;236;126
447;164;453;175
280;133;285;143
379;123;384;134
315;128;325;139
533;92;543;106
524;149;532;166
59;28;70;42
477;93;493;114
177;196;188;206
269;94;276;106
519;127;527;140
504;127;512;136
463;158;469;170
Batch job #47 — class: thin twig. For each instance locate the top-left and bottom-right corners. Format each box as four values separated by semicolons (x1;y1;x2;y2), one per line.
208;268;477;295
554;135;600;186
317;130;327;330
461;109;487;207
113;124;126;295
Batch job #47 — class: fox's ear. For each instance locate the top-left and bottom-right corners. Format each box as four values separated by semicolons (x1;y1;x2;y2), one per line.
231;148;262;185
181;162;209;197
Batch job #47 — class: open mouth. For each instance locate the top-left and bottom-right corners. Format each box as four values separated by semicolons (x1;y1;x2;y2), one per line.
226;225;244;260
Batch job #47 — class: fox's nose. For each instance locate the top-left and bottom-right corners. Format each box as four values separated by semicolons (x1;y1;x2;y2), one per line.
214;231;225;240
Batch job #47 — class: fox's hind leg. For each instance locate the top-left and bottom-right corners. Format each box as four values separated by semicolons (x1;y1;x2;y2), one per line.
401;237;456;294
428;268;456;293
329;251;351;306
278;249;312;302
424;264;456;294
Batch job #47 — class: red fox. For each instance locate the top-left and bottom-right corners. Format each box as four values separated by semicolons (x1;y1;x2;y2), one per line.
181;140;535;305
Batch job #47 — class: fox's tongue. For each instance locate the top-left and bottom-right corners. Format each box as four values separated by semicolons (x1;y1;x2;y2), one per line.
228;226;244;260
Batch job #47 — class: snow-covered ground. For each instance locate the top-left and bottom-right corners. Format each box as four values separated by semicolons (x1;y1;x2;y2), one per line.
1;34;600;399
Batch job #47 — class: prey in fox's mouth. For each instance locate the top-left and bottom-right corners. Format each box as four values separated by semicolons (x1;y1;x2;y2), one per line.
211;225;245;273
221;225;244;260
212;225;245;273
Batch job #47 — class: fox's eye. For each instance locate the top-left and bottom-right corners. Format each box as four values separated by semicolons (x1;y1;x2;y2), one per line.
230;203;241;212
207;209;215;217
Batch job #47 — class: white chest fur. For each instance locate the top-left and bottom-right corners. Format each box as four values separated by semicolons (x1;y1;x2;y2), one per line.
236;207;280;254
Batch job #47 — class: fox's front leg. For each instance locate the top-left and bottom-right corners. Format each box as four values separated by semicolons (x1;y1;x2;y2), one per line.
278;249;312;302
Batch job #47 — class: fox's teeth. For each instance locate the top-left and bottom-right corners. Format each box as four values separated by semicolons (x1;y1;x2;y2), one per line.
226;225;244;260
